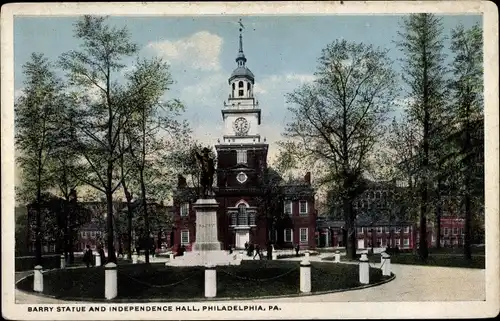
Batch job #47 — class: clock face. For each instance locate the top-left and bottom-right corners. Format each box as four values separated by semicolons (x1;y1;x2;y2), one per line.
233;117;249;136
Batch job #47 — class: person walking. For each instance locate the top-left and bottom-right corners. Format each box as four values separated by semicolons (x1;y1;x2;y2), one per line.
83;245;93;268
253;244;262;260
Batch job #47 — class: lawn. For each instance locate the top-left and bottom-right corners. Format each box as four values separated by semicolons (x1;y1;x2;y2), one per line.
16;261;391;301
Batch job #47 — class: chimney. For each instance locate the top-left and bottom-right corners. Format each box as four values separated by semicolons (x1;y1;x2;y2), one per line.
304;172;311;185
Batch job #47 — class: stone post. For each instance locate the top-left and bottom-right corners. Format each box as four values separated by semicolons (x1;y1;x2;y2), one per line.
132;252;138;264
300;256;311;293
334;251;341;263
104;262;118;300
204;265;217;298
33;265;43;292
359;253;369;285
60;255;66;269
169;253;175;260
381;253;391;277
305;251;310;259
95;253;102;267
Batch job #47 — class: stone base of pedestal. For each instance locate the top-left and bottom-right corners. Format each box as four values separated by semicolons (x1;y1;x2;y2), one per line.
192;242;222;251
165;250;241;267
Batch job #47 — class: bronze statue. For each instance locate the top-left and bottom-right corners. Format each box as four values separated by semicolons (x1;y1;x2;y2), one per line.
194;147;215;198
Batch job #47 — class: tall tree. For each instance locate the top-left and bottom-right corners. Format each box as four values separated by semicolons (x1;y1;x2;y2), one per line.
59;16;138;263
397;14;448;259
120;57;190;263
15;53;63;265
282;40;397;260
449;23;483;260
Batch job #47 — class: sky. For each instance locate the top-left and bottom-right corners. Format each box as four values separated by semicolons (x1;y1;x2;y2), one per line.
13;14;482;174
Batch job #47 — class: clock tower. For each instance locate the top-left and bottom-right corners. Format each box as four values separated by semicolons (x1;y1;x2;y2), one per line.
214;23;269;249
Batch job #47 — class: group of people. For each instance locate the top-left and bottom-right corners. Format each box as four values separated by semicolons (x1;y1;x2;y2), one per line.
243;242;277;260
83;244;106;268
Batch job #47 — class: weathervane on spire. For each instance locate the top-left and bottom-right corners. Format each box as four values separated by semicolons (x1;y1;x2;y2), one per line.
238;18;245;32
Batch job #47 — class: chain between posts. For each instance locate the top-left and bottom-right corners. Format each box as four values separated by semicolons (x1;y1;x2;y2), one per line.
218;267;299;282
118;270;201;288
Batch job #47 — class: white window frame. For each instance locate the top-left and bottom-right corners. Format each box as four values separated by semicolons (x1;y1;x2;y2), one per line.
395;238;400;246
377;227;382;234
284;201;293;215
181;230;190;245
300;228;308;243
284;229;293;243
460;228;464;235
299;200;308;215
377;238;382;246
453;228;458;235
180;202;189;217
403;238;410;247
384;227;390;233
237;150;247;164
444;227;449;236
404;226;409;233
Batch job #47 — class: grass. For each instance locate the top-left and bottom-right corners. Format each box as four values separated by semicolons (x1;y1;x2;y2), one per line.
16;260;390;301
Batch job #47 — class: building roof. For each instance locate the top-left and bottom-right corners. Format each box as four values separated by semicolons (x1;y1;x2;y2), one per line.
229;66;255;83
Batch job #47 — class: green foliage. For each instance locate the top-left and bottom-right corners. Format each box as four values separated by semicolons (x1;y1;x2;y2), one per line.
15;53;64;204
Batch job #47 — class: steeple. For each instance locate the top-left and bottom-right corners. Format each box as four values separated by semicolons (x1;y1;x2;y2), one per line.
236;20;247;67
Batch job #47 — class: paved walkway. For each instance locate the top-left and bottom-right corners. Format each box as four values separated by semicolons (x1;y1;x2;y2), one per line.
14;254;485;303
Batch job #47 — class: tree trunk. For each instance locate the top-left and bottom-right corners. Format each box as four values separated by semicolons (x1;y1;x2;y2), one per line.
463;107;473;260
106;185;117;263
140;169;150;264
344;198;356;260
35;186;42;266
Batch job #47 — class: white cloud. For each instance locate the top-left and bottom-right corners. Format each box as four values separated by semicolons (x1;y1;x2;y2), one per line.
146;31;223;71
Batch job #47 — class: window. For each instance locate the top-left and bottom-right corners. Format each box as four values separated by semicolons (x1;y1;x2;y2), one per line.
395;239;400;246
300;228;308;243
460;228;464;235
237;172;248;183
239;81;244;88
377;227;383;234
453;228;458;235
239;90;244;97
384;227;390;233
299;200;308;215
238;204;248;226
403;238;410;247
181;230;190;245
249;212;255;226
231;212;237;226
284;201;293;215
247;83;251;90
232;83;235;90
91;231;95;237
237;150;247;164
376;192;381;199
404;226;409;233
180;203;189;217
444;228;449;236
284;229;293;242
377;238;382;247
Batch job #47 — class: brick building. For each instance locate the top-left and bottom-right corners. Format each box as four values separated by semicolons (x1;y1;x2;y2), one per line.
171;28;316;251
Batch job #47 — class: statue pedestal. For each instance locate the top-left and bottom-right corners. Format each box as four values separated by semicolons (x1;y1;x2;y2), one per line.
192;198;222;251
166;198;241;267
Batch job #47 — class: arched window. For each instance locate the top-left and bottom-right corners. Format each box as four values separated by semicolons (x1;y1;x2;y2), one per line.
239;81;244;88
232;83;235;90
247;82;251;90
238;204;248;225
